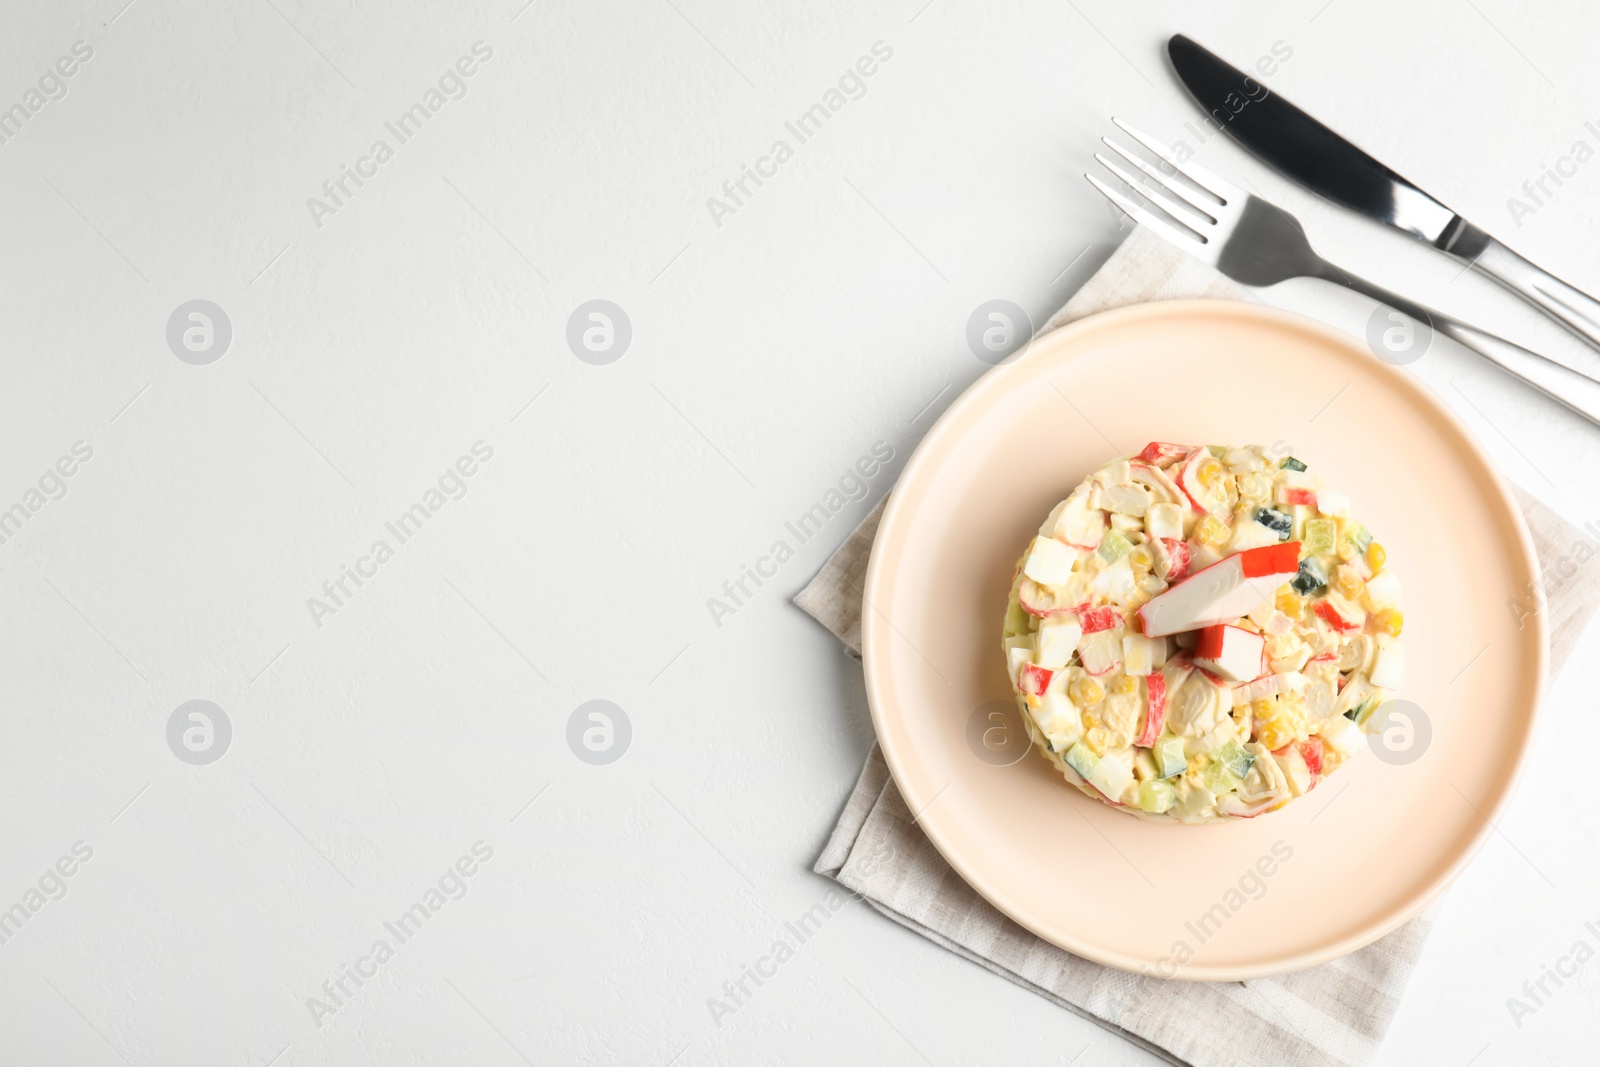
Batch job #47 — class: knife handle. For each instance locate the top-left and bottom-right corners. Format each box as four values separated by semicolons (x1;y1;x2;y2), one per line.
1335;270;1600;429
1447;221;1600;355
1442;317;1600;430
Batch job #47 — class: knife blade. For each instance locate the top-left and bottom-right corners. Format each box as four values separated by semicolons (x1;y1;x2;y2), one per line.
1167;33;1600;355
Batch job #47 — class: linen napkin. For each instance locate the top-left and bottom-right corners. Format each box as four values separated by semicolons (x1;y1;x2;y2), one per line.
796;227;1600;1067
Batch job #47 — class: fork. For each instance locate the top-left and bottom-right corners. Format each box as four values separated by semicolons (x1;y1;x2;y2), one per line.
1087;118;1600;429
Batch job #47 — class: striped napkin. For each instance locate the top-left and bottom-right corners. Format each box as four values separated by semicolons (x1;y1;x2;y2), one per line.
796;227;1598;1067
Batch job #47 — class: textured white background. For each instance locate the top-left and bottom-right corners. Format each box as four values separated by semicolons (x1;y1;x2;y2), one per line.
2;0;1598;1064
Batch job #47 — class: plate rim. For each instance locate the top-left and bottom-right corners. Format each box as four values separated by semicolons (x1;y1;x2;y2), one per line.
860;297;1548;981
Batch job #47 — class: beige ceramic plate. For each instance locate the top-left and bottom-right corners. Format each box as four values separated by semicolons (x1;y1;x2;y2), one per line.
862;299;1545;980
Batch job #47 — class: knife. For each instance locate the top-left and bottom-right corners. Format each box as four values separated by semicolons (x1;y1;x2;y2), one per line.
1167;33;1600;354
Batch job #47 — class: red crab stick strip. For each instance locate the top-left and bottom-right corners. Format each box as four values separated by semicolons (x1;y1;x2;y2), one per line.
1137;542;1302;638
1134;441;1193;467
1133;672;1167;747
1192;624;1266;683
1074;603;1123;633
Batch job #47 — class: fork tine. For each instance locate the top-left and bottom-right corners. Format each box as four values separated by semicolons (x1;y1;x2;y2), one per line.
1093;152;1215;232
1099;138;1217;221
1110;117;1238;202
1084;174;1207;252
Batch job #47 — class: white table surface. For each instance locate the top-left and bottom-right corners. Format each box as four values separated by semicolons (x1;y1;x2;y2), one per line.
3;1;1598;1063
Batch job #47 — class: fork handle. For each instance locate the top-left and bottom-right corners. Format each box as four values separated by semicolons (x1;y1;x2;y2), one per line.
1446;221;1600;355
1328;269;1600;429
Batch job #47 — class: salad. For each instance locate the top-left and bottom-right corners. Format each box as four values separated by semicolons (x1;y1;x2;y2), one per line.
1002;442;1403;822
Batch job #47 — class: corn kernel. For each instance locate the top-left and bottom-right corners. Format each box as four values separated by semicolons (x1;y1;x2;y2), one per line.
1252;698;1275;717
1367;542;1387;571
1069;675;1104;708
1276;589;1303;615
1128;546;1153;575
1112;674;1138;695
1375;608;1404;636
1257;723;1290;751
1197;457;1224;488
1098;529;1132;562
1195;515;1228;547
1332;566;1363;601
1261;719;1299;750
1083;728;1109;756
1254;696;1310;751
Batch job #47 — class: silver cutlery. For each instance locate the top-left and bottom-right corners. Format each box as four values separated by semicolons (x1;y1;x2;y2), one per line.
1168;34;1600;356
1086;119;1600;428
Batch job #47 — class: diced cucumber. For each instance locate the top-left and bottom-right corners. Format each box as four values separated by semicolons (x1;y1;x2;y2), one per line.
1280;456;1307;472
1289;556;1328;596
1213;740;1256;779
1348;696;1380;725
1004;597;1030;636
1255;507;1293;540
1198;760;1239;794
1304;517;1337;556
1207;444;1227;457
1337;674;1378;720
1138;779;1176;814
1346;523;1373;553
1064;743;1099;780
1098;529;1132;563
1155;736;1187;778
